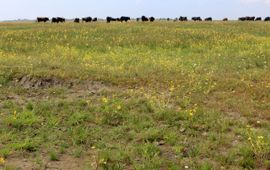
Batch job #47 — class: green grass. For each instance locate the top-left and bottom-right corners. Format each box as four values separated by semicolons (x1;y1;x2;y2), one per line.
0;21;270;169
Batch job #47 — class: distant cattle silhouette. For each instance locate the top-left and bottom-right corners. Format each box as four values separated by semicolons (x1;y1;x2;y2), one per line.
264;17;270;21
149;17;155;22
106;17;117;23
238;17;246;21
223;18;228;21
82;17;92;22
141;16;149;22
92;17;98;22
52;18;58;23
167;18;171;21
192;17;202;21
37;17;49;22
120;16;131;22
247;16;255;21
179;16;188;21
58;17;65;23
255;17;262;21
239;16;255;21
52;17;65;23
205;17;212;21
74;18;80;23
136;18;140;22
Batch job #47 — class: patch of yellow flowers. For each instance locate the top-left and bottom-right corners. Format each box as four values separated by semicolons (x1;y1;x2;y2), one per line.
117;105;122;110
246;125;267;160
102;97;109;103
0;157;5;165
189;104;198;117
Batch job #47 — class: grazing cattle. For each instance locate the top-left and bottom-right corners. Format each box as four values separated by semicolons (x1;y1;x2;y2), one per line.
223;18;228;21
82;17;92;22
247;16;255;21
106;17;117;23
238;17;246;21
52;17;58;23
192;17;202;21
37;17;49;22
120;16;131;22
74;18;80;23
57;17;65;23
167;18;171;21
179;16;188;21
136;18;140;22
92;17;98;22
264;17;270;21
255;17;262;21
141;16;149;22
205;17;212;21
149;17;155;22
52;17;65;23
239;16;255;21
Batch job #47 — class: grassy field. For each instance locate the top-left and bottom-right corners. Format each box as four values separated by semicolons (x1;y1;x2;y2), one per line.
0;21;269;170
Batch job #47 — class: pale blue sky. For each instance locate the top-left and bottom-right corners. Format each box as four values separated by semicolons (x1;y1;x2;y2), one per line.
1;0;270;20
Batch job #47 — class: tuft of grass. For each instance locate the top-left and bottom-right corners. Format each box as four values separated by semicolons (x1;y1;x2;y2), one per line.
49;151;59;161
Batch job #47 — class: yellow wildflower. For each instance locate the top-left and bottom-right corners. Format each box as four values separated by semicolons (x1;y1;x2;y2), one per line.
102;97;108;103
99;158;107;165
117;105;122;110
257;136;264;140
169;85;175;92
189;110;194;117
0;157;5;165
13;110;17;119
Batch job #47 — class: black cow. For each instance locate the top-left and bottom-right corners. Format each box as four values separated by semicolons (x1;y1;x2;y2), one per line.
239;16;255;21
205;17;212;21
264;17;270;21
82;17;92;22
255;17;262;21
238;17;246;21
192;17;202;21
120;16;130;22
248;16;255;21
52;17;58;23
92;17;98;22
37;17;49;22
57;17;65;23
167;18;171;21
179;16;188;21
74;18;80;23
223;18;228;21
136;18;140;22
149;17;155;22
141;16;149;22
106;17;117;23
58;17;65;23
52;17;65;23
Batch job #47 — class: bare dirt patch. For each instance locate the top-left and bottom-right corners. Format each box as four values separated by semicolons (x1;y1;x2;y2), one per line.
14;76;68;89
4;152;98;170
4;157;39;170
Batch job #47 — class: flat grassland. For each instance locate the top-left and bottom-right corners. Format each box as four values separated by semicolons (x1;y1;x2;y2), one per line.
0;22;269;169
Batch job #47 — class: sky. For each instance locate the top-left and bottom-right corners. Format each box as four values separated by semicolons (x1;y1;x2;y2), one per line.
0;0;270;21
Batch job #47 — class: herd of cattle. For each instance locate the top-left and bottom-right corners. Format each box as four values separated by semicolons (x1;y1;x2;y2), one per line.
37;16;270;23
